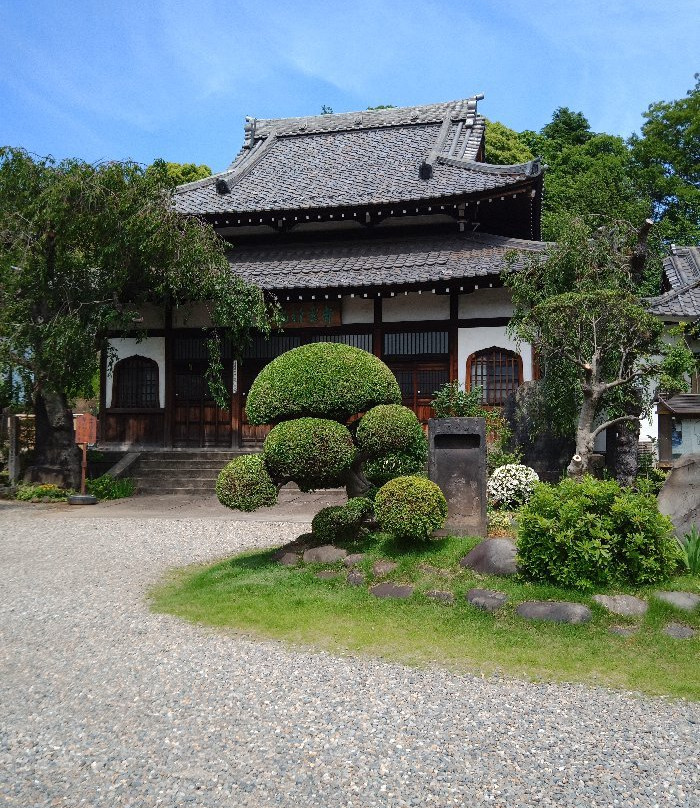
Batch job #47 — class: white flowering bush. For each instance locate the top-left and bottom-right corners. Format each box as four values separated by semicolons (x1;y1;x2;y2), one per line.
487;464;539;509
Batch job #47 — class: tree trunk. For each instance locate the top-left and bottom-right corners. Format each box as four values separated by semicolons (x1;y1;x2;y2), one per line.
345;455;372;499
568;394;597;480
613;395;642;487
25;389;81;489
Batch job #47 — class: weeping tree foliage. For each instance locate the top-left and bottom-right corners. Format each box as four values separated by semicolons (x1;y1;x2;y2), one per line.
0;148;276;487
504;217;695;479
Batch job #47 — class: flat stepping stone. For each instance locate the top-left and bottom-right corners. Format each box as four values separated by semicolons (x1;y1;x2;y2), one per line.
467;588;508;613
593;594;648;617
346;570;365;587
425;589;454;604
417;563;452;578
609;625;640;637
370;582;413;599
278;552;300;567
302;545;348;564
372;560;398;577
460;539;517;576
653;591;700;612
343;553;365;567
516;601;592;625
663;622;696;639
315;570;341;580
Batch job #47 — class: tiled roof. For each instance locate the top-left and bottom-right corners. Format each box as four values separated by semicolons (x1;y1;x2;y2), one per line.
174;97;542;216
227;232;547;292
657;394;700;416
648;246;700;318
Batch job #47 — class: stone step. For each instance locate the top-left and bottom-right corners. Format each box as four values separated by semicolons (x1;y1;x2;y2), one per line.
138;451;249;462
137;459;238;469
134;467;222;478
134;476;216;489
134;485;218;496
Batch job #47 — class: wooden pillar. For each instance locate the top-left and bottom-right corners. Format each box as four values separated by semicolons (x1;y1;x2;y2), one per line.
373;297;382;358
449;291;459;382
231;360;241;449
164;306;174;448
657;412;673;466
98;347;107;446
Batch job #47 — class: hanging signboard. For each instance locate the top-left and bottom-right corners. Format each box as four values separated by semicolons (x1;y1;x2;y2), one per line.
280;300;341;329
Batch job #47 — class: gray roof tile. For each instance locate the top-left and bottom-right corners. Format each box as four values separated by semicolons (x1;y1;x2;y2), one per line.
648;246;700;318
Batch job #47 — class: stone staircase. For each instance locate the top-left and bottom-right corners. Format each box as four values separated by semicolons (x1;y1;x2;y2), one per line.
130;450;251;496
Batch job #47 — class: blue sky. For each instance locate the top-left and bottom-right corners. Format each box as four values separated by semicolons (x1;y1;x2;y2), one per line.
1;0;698;172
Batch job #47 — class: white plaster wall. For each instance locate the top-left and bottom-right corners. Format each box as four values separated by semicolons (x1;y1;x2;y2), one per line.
458;287;514;319
341;296;374;324
457;326;533;388
173;302;214;328
106;337;165;408
672;418;700;456
382;292;449;322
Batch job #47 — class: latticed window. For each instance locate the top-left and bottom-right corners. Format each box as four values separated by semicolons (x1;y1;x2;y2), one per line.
112;356;159;408
467;347;522;406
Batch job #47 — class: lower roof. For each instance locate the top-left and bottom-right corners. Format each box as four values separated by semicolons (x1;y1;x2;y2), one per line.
227;231;546;292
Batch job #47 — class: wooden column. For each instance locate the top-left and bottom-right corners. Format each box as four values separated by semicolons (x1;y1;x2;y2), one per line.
98;347;107;446
231;360;241;449
449;291;459;382
657;412;673;466
163;306;174;448
373;297;382;358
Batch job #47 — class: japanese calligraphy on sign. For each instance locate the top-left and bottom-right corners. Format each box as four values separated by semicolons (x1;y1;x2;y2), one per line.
281;300;341;328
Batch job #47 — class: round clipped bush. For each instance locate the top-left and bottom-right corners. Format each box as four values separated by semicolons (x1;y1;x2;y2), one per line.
311;497;373;543
356;404;426;457
215;454;278;512
374;475;447;542
487;464;539;509
517;475;682;590
364;448;427;487
246;343;401;424
263;417;355;491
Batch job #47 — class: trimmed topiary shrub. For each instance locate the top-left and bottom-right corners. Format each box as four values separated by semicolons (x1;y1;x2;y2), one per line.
246;343;401;424
374;475;447;542
358;404;428;486
263;418;355;491
215;454;278;511
487;464;539;509
364;448;427;487
311;497;373;543
517;475;682;590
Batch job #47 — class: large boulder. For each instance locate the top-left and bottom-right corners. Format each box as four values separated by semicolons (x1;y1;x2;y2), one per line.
657;453;700;538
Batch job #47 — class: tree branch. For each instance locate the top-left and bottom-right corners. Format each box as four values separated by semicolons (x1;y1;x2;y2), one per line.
592;414;640;439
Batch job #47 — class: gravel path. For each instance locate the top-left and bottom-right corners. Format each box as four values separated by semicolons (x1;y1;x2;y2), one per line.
1;505;699;807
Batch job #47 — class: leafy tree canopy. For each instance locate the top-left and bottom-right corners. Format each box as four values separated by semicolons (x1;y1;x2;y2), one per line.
149;160;212;186
483;120;534;165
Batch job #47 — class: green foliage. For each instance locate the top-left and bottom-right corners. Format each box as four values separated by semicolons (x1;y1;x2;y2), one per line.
356;405;424;457
431;381;485;418
311;497;373;543
366;104;396;110
484;120;534;165
246;343;401;425
633;451;667;496
263;418;355;491
146;160;212;187
374;475;447;542
517;476;681;590
15;483;70;501
215;454;278;512
364;448;427;487
677;525;700;576
85;475;134;500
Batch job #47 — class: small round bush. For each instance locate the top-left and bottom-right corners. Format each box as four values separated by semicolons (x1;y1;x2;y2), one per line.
246;343;401;424
215;454;277;511
311;497;373;543
263;417;355;491
356;405;426;457
364;448;427;487
487;464;539;509
374;475;447;542
517;475;682;590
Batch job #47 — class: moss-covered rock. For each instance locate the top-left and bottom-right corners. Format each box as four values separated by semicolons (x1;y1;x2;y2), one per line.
246;343;401;424
215;454;277;511
375;475;447;542
263;417;356;491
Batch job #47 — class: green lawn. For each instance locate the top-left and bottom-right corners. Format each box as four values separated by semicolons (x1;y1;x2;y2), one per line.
150;532;700;700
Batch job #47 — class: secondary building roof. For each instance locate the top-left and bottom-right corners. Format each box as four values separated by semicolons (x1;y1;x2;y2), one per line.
174;97;542;217
648;246;700;319
227;232;546;293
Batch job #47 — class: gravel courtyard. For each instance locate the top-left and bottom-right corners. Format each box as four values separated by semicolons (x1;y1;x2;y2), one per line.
1;501;698;807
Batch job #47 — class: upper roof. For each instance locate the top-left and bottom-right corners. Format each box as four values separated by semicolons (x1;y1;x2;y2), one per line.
227;231;547;292
174;97;542;217
648;246;700;319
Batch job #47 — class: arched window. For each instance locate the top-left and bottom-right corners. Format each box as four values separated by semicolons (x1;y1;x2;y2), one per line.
466;347;522;406
112;355;159;408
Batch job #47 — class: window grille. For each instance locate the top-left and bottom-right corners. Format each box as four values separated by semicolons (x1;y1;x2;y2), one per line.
174;336;233;361
467;347;522;406
112;356;159;408
384;331;449;356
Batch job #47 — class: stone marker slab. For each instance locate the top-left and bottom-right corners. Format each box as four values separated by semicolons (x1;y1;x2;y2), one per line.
657;453;700;538
653;591;700;612
592;594;648;617
425;589;454;604
372;560;398;577
460;539;518;576
278;552;300;567
467;588;508;613
609;625;640;637
663;622;695;639
370;582;414;599
516;601;592;624
346;570;365;587
315;570;341;580
344;553;365;568
303;545;348;564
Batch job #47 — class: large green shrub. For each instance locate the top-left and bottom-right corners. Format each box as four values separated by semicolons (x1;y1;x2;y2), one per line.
215;454;278;511
364;447;427;487
517;476;681;590
374;475;447;542
246;343;401;424
358;404;428;486
263;418;355;491
311;497;373;543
